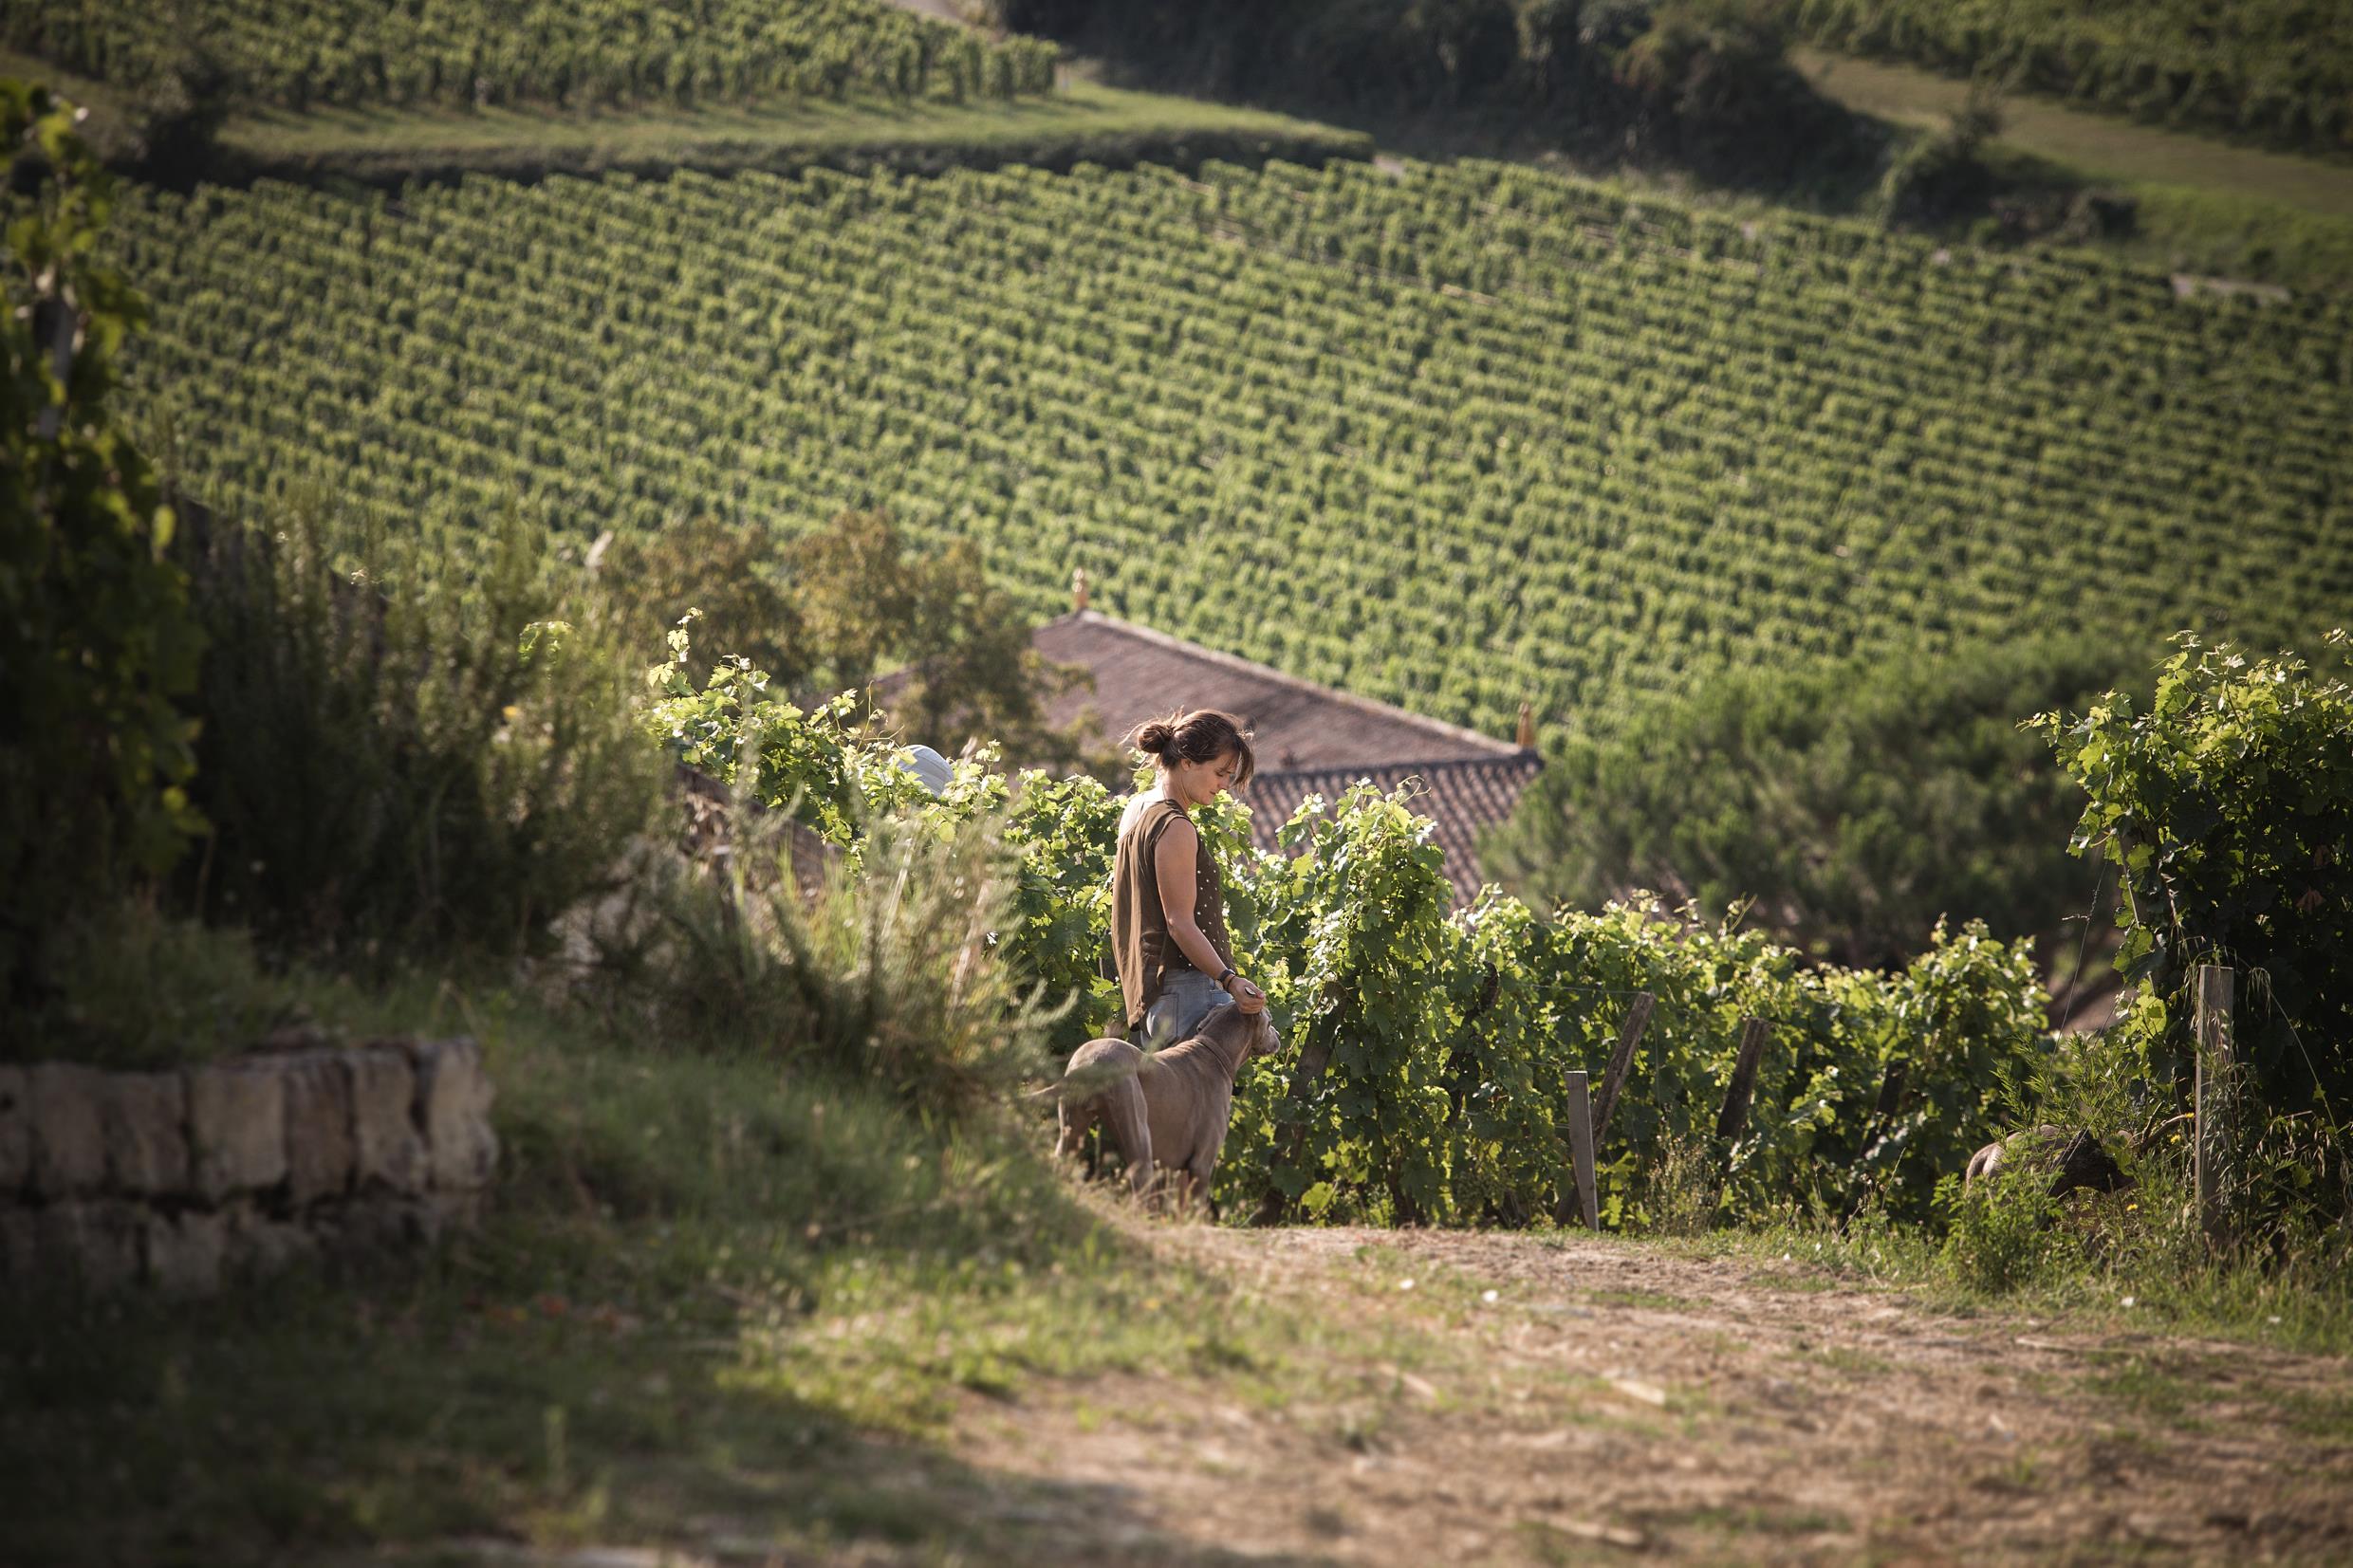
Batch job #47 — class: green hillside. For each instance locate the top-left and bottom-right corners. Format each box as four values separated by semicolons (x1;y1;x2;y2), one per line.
1793;0;2353;160
116;157;2353;739
6;0;1056;112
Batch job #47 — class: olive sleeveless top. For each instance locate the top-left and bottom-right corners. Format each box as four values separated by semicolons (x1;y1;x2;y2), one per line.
1111;797;1233;1028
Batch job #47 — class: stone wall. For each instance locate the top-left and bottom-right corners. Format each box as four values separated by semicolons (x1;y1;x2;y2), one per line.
0;1037;496;1295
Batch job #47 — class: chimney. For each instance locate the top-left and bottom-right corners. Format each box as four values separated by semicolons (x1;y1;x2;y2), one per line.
1515;700;1534;749
1071;566;1090;612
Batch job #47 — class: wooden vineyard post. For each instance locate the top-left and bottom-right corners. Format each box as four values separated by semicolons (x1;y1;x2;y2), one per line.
1711;1018;1771;1204
1564;1068;1599;1229
2195;964;2235;1248
1715;1018;1770;1144
1591;991;1655;1143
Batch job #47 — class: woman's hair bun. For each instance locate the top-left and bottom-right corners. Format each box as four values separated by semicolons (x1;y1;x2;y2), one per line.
1131;720;1176;755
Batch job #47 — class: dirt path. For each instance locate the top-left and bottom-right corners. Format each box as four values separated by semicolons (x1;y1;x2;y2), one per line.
947;1226;2353;1564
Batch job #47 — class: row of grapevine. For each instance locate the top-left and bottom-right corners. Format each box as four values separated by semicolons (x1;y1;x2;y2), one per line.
1796;0;2353;158
646;637;2050;1228
8;0;1058;112
112;156;2353;745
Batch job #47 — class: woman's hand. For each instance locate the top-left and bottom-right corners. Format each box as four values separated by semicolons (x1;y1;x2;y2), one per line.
1224;973;1267;1014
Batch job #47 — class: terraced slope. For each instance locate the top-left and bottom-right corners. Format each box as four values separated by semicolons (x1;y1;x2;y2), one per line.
116;158;2353;737
7;0;1055;112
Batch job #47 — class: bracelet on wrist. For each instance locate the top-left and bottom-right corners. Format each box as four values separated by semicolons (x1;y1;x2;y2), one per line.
1216;967;1238;990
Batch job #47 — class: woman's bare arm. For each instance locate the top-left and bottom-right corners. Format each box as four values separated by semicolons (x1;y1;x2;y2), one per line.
1153;819;1265;1011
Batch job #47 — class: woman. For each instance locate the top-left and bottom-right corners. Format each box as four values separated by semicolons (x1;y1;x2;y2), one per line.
1111;709;1269;1049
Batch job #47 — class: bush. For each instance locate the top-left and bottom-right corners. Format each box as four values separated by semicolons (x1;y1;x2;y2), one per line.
1877;83;2001;227
1614;0;1844;179
627;803;1062;1119
1489;635;2138;968
0;81;204;1005
175;500;665;966
1935;1161;2060;1294
2034;631;2353;1223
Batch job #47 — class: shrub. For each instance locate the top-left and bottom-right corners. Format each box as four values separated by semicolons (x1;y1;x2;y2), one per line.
1936;1161;2060;1294
635;804;1060;1119
1878;83;2002;227
2035;635;2353;1122
175;500;665;965
1490;634;2137;968
0;80;204;1005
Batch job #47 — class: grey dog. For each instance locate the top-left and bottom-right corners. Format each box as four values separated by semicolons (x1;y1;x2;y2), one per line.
1051;1005;1285;1211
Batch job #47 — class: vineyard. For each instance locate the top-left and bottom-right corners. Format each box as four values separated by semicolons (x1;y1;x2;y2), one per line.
5;0;1058;112
1795;0;2353;159
115;157;2353;741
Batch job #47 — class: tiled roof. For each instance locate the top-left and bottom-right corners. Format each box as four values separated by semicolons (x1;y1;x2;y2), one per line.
1244;754;1545;909
1028;612;1542;908
1034;611;1521;771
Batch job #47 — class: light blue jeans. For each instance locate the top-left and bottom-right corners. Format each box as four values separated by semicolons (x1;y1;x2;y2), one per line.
1132;967;1234;1050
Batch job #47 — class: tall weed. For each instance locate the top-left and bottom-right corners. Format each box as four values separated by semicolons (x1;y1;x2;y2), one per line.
624;805;1060;1120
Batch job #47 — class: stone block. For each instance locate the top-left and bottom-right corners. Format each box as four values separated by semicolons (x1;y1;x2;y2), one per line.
0;1205;37;1284
409;1037;498;1190
101;1073;189;1195
145;1208;226;1296
28;1062;108;1199
348;1048;427;1194
187;1061;287;1203
0;1065;28;1194
280;1053;355;1206
225;1204;314;1278
38;1200;143;1293
321;1196;437;1259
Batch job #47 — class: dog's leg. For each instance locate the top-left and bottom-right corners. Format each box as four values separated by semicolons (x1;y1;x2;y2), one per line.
1105;1079;1155;1206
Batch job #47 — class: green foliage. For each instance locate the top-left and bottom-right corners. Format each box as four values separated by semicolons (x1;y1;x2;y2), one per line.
1491;636;2137;967
640;622;1124;1061
5;0;1058;115
639;805;1063;1118
646;629;2063;1228
1877;83;2001;226
1614;0;1843;177
605;512;1110;779
109;159;2353;754
176;501;665;964
7;903;296;1069
1795;0;2353;161
1936;1161;2059;1294
0;80;202;1002
2034;632;2353;1167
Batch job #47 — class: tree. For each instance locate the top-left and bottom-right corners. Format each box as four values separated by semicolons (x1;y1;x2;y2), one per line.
601;509;1112;778
1488;636;2138;969
1;80;203;1001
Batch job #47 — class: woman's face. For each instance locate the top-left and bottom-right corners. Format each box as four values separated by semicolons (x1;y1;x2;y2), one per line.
1169;748;1241;807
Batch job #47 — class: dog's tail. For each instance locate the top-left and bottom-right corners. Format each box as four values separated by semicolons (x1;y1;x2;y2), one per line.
1021;1051;1148;1102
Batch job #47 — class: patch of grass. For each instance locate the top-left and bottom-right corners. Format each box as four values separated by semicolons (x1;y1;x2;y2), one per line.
1703;1210;2353;1360
1794;1342;1894;1377
1645;1501;1853;1537
5;903;390;1070
0;980;1296;1565
1795;46;2353;221
1583;1286;1697;1312
1794;44;2353;291
2080;1356;2216;1433
212;79;1366;183
3;50;1366;185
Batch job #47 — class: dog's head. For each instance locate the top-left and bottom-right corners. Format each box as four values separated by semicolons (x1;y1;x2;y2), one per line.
1200;1005;1286;1061
1240;1007;1286;1060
